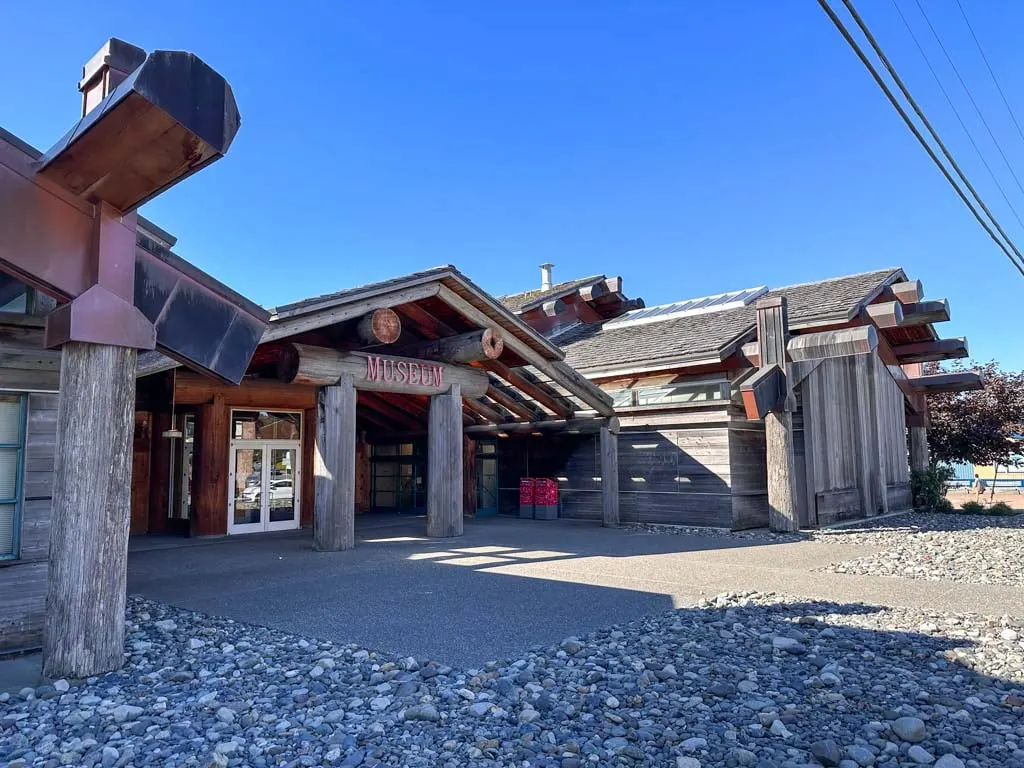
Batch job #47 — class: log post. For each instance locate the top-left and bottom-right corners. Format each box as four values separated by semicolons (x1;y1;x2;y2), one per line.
600;423;620;527
397;328;504;364
43;342;137;678
427;383;463;538
754;297;800;533
356;309;402;346
314;374;357;551
909;426;930;472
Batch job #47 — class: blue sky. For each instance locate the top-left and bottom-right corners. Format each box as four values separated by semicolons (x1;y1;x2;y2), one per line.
2;1;1022;366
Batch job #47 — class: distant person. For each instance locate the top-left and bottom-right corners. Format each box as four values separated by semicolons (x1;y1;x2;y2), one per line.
972;474;987;497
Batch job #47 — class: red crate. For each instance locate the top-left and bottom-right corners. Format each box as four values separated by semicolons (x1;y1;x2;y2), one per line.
534;478;558;506
519;478;535;505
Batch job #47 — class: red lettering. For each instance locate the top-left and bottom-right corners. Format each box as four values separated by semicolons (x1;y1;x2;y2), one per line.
431;365;444;388
366;355;382;381
397;360;408;383
409;363;420;385
420;363;429;385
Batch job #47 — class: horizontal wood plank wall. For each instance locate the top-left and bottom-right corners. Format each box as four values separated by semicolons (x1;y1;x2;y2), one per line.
558;408;736;527
729;422;768;529
0;325;61;392
0;393;58;652
876;362;912;511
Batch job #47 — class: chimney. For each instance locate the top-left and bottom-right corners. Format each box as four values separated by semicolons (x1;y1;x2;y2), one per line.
78;38;147;117
540;263;554;291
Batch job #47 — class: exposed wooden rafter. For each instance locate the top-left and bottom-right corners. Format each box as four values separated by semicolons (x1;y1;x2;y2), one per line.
908;370;984;393
892;337;968;364
484;358;573;419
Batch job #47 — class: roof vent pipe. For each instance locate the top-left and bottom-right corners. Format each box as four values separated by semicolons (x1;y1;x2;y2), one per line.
540;263;554;291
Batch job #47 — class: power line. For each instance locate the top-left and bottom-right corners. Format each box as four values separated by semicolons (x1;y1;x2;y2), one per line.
890;0;1024;233
912;0;1024;200
814;0;1024;277
953;0;1024;152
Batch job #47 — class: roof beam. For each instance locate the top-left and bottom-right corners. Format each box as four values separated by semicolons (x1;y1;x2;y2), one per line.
463;397;504;424
898;299;950;327
908;370;983;393
265;283;441;342
484;359;573;419
437;284;615;416
465;416;619;436
358;392;422;429
393;301;455;341
889;279;923;304
892;337;968;364
864;301;904;329
485;379;544;421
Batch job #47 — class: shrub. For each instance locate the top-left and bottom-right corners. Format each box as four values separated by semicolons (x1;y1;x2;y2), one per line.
987;501;1017;516
911;465;954;511
960;500;985;514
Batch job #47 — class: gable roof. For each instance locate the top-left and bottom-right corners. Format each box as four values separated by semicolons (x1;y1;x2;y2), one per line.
557;268;903;374
498;275;605;313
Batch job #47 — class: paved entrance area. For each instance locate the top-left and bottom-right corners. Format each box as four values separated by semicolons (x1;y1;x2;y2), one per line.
127;515;1024;669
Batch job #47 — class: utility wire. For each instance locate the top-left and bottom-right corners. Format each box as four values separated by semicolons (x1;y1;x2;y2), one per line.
823;0;1024;276
912;0;1024;200
953;0;1024;153
815;0;1024;277
890;0;1024;233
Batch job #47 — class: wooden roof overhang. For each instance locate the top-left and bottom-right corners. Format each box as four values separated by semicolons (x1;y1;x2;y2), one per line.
0;41;267;383
140;267;615;435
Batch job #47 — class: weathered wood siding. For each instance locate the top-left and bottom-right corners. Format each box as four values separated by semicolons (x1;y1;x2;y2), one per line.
798;351;911;525
877;363;912;511
729;421;768;529
0;393;58;652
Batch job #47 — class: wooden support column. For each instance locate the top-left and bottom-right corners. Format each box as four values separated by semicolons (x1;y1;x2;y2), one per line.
600;423;620;527
192;394;228;537
428;383;463;538
755;297;800;533
909;426;930;472
44;342;137;679
314;374;357;551
853;354;885;517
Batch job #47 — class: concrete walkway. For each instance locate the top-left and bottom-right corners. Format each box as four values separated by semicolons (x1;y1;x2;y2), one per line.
126;516;1024;669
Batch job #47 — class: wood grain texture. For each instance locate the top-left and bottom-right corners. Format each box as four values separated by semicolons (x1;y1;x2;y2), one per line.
427;384;463;538
765;410;799;532
314;377;356;551
130;411;152;534
729;424;768;530
356;308;402;345
600;424;620;527
302;407;317;527
398;328;504;364
278;344;489;397
192;394;228;536
44;342;136;678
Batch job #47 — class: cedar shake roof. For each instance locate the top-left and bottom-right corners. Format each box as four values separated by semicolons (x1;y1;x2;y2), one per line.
557;268;903;373
498;275;605;312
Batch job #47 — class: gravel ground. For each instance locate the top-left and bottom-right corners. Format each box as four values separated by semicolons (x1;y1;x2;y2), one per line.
629;513;1024;587
817;513;1024;586
3;594;1024;768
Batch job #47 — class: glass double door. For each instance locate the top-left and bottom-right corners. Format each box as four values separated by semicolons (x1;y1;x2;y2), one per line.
229;441;300;534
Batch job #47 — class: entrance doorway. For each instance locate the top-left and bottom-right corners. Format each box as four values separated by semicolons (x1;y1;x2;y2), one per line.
227;411;302;534
477;440;498;516
370;441;426;514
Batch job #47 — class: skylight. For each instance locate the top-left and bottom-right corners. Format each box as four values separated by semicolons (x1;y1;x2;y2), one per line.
604;286;768;329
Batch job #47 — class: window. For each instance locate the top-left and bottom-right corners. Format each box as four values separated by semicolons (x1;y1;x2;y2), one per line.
231;411;301;441
611;381;727;408
0;395;25;559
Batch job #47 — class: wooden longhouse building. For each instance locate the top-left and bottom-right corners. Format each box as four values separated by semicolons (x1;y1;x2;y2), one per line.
500;267;980;530
0;38;983;678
